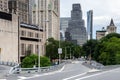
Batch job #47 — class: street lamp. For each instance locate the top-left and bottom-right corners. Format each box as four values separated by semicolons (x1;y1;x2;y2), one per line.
58;40;62;64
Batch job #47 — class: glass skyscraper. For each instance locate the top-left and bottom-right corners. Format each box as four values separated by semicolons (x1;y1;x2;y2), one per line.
65;4;87;46
87;10;93;40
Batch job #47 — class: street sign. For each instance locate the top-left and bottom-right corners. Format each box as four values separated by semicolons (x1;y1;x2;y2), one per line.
58;48;62;54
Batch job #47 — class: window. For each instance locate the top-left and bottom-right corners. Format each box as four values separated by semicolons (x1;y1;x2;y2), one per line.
35;33;39;38
21;43;26;55
28;32;33;37
27;44;33;54
21;30;26;36
35;45;39;54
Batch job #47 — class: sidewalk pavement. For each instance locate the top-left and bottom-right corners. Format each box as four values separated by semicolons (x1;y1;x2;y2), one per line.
0;65;12;79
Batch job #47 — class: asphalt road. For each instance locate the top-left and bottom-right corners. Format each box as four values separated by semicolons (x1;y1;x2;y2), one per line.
2;61;120;80
3;61;90;80
74;67;120;80
0;65;11;78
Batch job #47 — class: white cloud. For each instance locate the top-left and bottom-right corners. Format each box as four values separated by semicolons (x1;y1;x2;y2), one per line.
60;0;120;38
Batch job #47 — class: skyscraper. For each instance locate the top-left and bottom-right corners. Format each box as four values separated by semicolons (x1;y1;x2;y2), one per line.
8;0;29;23
33;0;60;40
87;10;93;40
60;17;70;40
28;0;35;24
32;0;60;55
66;4;87;46
0;0;9;13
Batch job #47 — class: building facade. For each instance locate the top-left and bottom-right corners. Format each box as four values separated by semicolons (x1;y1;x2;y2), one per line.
8;0;29;23
0;12;18;63
19;23;43;62
107;18;117;33
0;0;9;13
87;10;93;40
66;4;87;46
60;17;71;32
60;17;70;40
32;0;60;55
28;0;35;24
96;30;106;40
32;0;60;40
96;19;117;40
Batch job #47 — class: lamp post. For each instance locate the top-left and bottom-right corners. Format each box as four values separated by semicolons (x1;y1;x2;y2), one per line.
58;40;62;64
65;47;67;60
70;47;72;60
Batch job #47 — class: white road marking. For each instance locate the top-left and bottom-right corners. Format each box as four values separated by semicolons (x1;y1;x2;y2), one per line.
75;68;120;80
88;69;100;72
62;72;87;80
18;76;27;80
0;79;7;80
62;68;100;80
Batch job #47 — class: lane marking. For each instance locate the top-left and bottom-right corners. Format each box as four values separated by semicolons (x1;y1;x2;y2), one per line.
62;68;100;80
18;76;27;80
62;72;87;80
75;68;120;80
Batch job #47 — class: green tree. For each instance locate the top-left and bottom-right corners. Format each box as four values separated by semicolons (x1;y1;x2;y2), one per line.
82;39;98;59
21;54;51;68
115;52;120;64
46;38;82;60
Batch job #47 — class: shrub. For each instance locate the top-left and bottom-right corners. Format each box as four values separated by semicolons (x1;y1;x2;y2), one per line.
21;54;51;68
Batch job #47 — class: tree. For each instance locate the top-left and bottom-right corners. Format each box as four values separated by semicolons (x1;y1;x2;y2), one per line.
21;54;51;68
82;39;99;59
97;37;120;65
46;38;83;60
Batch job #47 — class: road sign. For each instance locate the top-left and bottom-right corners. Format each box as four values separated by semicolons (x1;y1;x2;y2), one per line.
58;48;62;54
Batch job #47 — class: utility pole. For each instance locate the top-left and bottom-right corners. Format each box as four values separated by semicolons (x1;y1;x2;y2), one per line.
65;47;67;60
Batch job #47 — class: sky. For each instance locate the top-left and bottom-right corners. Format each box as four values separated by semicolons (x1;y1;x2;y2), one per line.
60;0;120;38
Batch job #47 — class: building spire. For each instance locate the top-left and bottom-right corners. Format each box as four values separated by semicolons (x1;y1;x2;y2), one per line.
110;18;115;26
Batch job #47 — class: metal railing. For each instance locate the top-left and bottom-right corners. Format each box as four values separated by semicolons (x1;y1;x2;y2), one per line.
8;62;67;74
0;61;18;67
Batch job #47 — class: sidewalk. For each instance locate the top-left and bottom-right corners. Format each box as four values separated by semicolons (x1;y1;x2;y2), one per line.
0;65;12;79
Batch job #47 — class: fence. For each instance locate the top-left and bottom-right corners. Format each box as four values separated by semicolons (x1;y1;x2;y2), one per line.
0;61;18;67
8;62;67;74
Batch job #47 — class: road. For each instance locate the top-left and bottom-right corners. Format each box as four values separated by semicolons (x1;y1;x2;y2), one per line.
3;61;90;80
2;61;120;80
0;65;11;78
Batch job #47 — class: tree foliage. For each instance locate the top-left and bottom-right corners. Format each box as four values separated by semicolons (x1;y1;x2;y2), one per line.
82;33;120;65
46;38;82;60
21;54;51;68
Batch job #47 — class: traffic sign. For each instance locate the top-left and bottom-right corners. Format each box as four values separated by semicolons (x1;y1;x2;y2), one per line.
58;48;62;54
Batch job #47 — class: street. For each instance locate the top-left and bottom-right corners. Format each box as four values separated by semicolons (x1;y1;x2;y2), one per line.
1;61;120;80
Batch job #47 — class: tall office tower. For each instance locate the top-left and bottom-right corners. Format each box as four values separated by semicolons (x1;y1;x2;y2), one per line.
87;10;93;40
8;0;29;23
28;0;35;24
107;18;117;34
66;4;87;46
32;0;60;55
60;17;71;40
0;0;9;13
33;0;60;40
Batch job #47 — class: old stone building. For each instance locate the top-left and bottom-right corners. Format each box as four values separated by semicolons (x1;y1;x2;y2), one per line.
96;19;117;40
19;23;43;62
0;12;18;63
